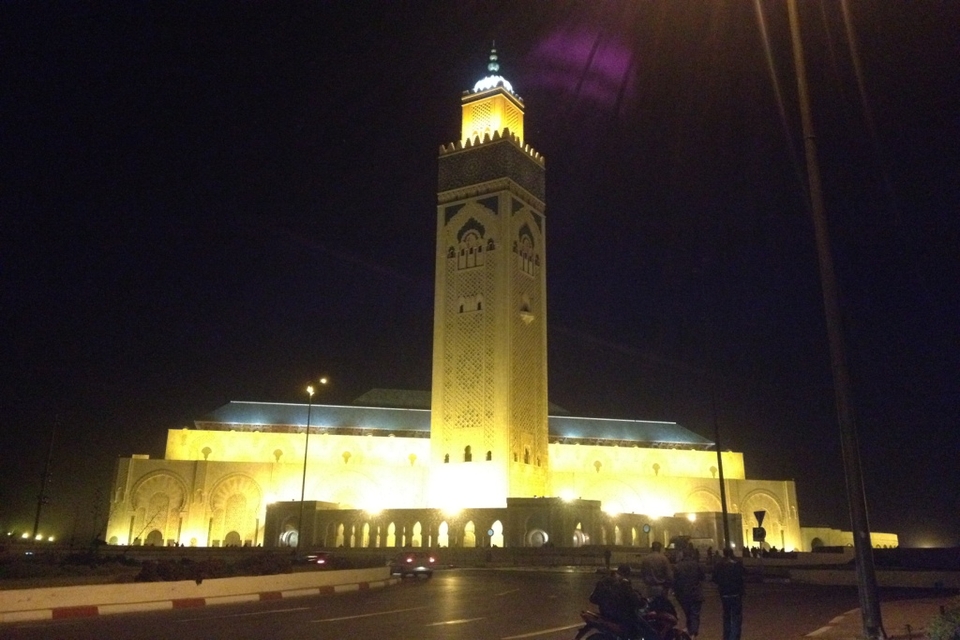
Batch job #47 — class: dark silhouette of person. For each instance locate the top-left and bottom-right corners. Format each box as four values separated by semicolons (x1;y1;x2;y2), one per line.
672;546;705;639
589;564;661;639
712;548;746;640
639;540;674;599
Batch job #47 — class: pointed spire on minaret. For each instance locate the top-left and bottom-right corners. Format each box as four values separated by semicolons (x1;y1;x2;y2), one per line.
472;42;514;94
487;42;500;74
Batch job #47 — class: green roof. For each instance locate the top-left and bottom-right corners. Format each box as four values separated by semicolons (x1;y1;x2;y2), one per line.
197;394;712;449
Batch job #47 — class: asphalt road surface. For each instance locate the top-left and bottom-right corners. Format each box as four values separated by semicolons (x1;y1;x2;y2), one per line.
3;568;868;640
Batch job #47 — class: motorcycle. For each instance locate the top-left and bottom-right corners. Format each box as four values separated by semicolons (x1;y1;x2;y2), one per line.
573;599;692;640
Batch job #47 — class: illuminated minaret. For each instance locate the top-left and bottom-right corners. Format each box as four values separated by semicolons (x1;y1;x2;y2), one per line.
429;48;548;507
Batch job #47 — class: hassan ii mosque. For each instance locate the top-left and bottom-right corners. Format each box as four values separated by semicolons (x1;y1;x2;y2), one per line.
105;50;896;554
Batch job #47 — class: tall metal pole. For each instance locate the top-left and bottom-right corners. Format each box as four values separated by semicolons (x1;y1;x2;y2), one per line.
296;385;315;557
712;390;731;551
786;2;883;637
33;419;57;540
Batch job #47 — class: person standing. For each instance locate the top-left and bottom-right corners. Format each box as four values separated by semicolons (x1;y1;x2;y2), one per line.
673;546;705;639
712;547;746;640
638;540;674;600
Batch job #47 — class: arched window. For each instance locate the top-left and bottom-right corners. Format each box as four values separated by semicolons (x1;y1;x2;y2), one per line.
524;448;530;464
517;226;536;276
458;230;485;269
444;454;450;463
464;445;472;462
486;450;492;461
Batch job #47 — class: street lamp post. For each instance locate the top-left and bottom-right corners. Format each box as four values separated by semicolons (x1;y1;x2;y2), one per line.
786;2;882;637
296;378;327;556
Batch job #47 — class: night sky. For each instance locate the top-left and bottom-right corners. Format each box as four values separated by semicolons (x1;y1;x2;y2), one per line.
3;2;958;548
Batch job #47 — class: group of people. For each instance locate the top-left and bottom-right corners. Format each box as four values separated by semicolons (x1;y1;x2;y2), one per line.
590;541;746;640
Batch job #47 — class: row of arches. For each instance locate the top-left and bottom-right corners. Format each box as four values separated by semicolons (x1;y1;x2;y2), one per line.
284;517;506;549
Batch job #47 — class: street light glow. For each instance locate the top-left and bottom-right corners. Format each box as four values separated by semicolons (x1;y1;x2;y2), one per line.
297;376;328;557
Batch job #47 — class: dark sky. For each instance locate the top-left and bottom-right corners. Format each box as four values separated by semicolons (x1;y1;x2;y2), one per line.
2;2;958;548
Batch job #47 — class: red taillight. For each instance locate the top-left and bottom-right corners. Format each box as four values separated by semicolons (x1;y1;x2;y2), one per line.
406;556;414;563
428;557;435;563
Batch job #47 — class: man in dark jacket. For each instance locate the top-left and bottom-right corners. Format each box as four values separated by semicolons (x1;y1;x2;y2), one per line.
638;541;674;599
672;546;705;639
711;548;745;640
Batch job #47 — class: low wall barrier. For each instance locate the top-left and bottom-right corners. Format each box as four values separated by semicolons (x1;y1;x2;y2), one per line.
0;567;394;624
789;568;960;590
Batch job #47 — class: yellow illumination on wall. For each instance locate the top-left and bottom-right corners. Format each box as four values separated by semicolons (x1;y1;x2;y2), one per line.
461;91;524;146
602;502;622;516
636;496;676;518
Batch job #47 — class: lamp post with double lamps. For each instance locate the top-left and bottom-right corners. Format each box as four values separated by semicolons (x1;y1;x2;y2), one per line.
296;377;327;556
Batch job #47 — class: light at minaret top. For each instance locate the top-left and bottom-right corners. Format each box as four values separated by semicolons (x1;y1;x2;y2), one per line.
461;47;525;146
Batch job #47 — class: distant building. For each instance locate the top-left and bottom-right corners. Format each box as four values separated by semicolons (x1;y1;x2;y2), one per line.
106;49;811;551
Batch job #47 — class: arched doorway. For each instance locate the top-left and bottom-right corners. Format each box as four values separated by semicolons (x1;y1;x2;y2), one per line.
490;520;504;547
224;531;241;547
463;521;476;548
145;529;164;546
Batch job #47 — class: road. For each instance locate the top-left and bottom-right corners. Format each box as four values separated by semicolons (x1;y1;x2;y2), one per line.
2;568;867;640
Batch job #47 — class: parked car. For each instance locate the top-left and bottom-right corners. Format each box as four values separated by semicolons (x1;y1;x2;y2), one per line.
389;551;436;578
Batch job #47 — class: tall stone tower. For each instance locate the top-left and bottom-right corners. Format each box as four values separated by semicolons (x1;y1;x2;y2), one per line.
429;49;549;508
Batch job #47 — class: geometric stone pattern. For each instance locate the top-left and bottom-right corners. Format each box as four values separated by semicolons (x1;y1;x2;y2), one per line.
438;135;545;203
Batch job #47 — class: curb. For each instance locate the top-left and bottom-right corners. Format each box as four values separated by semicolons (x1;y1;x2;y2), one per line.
1;578;399;624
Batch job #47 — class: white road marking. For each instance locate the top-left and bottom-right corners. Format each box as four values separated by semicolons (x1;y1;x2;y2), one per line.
426;616;486;626
496;588;520;596
805;626;833;637
502;622;583;639
312;605;428;622
176;606;312;621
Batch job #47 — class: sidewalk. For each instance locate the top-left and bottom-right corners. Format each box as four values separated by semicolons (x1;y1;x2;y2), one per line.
805;595;957;639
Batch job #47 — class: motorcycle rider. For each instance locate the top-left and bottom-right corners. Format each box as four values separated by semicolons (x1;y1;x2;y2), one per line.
588;563;662;639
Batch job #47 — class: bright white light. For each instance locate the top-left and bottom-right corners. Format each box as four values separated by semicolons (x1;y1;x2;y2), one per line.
34;534;42;540
21;533;28;539
47;536;54;542
602;502;622;516
473;75;514;93
559;489;576;502
686;513;697;523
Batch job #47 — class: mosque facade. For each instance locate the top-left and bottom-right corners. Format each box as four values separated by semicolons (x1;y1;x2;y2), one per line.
106;51;813;552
